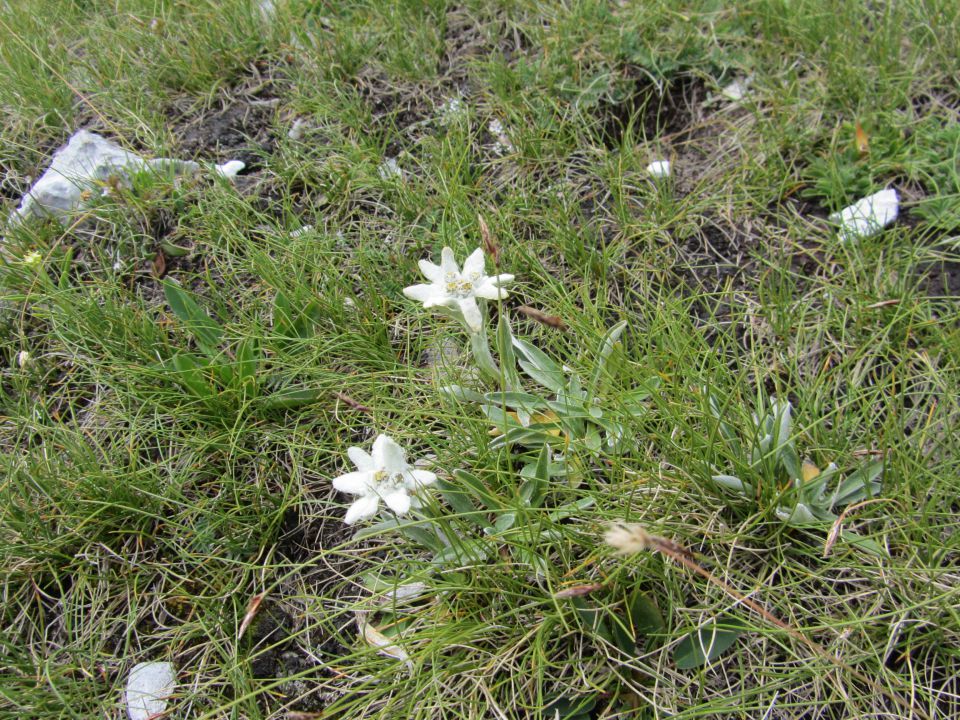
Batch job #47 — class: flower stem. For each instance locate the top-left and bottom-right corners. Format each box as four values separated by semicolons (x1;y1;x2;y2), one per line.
469;328;501;384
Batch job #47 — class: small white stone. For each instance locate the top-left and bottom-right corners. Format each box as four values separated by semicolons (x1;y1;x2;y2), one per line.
439;97;465;124
378;158;402;180
125;662;176;720
646;160;671;178
289;224;313;238
720;76;752;102
830;188;899;242
214;160;245;179
287;118;309;140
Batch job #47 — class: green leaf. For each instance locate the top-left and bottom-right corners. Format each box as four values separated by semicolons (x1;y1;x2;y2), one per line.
496;312;521;390
159;240;191;257
780;442;802;481
514;548;548;577
839;529;886;556
543;694;597;720
212;359;235;387
482;391;547;409
485;512;516;535
163;280;223;352
545;398;589;418
512;337;566;393
169;353;214;399
628;592;666;641
272;290;294;337
674;617;746;669
571;597;611;641
273;290;321;339
772;398;792;447
623;377;661;404
436;478;489;527
712;474;750;495
547;497;595;521
261;387;325;410
452;469;504;510
439;384;485;403
352;518;448;552
432;538;490;565
611;616;638;653
235;337;259;389
397;523;446;553
831;460;883;508
489;427;560;450
589;320;627;393
706;390;742;456
534;441;551;479
519;445;550;506
583;426;602;452
480;404;523;427
352;518;404;540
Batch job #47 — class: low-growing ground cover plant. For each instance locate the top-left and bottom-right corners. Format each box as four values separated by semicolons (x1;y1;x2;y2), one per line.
1;1;959;719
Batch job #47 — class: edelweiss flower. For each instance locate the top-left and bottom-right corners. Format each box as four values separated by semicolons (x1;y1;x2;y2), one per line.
403;247;514;332
22;250;42;266
332;434;437;524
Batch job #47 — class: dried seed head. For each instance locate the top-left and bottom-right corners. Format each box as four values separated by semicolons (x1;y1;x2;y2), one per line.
604;523;655;555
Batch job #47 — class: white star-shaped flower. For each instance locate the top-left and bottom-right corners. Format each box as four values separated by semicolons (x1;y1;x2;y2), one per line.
403;247;514;332
332;434;437;525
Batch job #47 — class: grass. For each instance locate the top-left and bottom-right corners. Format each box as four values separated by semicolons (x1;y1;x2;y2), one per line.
1;0;959;718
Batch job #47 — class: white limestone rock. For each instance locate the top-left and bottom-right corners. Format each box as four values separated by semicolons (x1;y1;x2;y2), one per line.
646;159;671;178
830;188;899;242
125;661;176;720
8;130;244;227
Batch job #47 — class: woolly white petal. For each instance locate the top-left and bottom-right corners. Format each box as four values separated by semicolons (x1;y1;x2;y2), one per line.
372;434;407;474
440;247;460;276
473;279;508;300
344;495;380;524
407;469;437;488
403;283;448;305
418;259;444;283
333;471;373;495
457;297;483;332
382;490;411;515
347;447;374;472
461;247;486;278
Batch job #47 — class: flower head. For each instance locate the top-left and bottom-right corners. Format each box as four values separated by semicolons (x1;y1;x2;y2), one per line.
403;247;514;332
604;523;655;555
332;434;437;524
22;250;42;267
